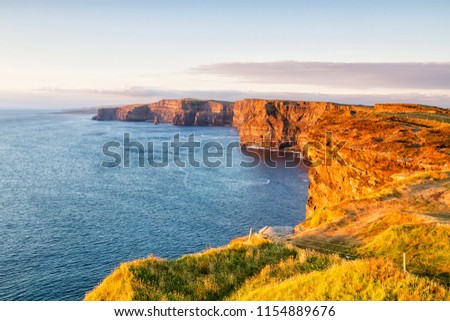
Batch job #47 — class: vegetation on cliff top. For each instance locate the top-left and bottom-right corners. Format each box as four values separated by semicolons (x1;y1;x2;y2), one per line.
85;235;449;301
359;224;450;282
86;237;296;301
232;258;448;301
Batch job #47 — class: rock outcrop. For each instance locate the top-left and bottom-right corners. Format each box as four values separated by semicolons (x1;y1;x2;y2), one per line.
93;107;120;120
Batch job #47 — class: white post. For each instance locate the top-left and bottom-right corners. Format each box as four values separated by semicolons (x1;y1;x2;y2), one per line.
248;228;253;242
403;252;406;274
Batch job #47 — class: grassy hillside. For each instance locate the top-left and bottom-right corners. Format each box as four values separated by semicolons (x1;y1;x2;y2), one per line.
86;234;449;301
232;258;448;301
86;237;297;300
359;224;450;282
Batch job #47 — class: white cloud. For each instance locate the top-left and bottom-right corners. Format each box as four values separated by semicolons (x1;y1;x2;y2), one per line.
192;61;450;90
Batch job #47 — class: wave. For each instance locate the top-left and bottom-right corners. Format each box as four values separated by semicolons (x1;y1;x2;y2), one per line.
229;178;271;187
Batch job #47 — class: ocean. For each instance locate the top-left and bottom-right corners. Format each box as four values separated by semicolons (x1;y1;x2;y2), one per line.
0;110;308;300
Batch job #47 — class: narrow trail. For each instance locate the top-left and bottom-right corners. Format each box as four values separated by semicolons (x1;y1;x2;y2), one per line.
260;232;358;259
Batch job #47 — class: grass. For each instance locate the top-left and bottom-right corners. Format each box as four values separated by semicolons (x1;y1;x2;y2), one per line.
358;224;450;283
86;234;450;301
86;237;299;301
130;238;299;300
387;112;450;124
229;250;343;299
232;258;449;301
85;262;135;301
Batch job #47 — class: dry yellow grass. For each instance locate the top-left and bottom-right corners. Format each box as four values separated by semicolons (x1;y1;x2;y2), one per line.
85;262;136;301
85;236;300;301
231;258;449;301
85;234;449;301
359;224;450;281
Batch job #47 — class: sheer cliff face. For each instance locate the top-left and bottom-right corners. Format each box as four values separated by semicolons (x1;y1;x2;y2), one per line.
232;99;359;148
172;100;234;126
232;99;371;219
94;99;233;126
95;107;120;120
233;100;450;224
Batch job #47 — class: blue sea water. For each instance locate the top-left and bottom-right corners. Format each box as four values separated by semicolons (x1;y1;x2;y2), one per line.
0;110;308;300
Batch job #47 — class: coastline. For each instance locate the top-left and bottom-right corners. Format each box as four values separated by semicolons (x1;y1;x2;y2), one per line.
86;98;450;300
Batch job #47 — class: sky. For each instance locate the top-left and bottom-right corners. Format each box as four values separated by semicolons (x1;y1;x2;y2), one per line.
0;0;449;109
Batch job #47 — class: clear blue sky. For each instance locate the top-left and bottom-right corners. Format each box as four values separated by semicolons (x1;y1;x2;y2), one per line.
0;0;449;108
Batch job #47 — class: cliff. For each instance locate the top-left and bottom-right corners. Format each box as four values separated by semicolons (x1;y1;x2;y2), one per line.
304;107;449;223
94;99;449;220
93;99;234;126
94;98;449;223
232;100;450;224
233;99;361;148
